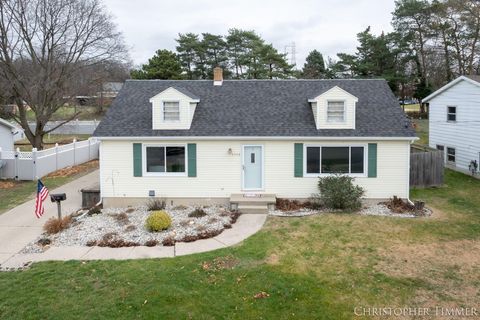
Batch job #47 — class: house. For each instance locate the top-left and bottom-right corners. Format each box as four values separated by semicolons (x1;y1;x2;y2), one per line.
0;118;22;151
93;68;416;209
423;75;480;173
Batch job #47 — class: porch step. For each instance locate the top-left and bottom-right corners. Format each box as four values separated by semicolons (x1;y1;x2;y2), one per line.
230;193;276;214
237;204;269;215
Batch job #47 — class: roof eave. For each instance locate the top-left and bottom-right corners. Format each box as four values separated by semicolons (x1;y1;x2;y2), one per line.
423;76;480;102
95;135;418;142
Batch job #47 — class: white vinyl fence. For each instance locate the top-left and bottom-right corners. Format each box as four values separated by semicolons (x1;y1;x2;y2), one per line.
0;138;99;180
28;119;100;135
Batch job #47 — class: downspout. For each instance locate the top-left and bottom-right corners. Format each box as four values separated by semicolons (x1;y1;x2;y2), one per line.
406;138;416;205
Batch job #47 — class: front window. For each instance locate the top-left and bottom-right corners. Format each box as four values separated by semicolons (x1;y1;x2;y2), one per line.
436;145;444;151
447;147;455;163
306;146;365;175
163;101;180;121
327;101;345;122
447;106;456;122
146;146;185;173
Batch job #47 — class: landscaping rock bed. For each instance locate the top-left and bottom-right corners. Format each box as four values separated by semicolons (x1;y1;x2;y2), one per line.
21;205;239;253
269;208;318;217
359;203;432;218
269;202;432;218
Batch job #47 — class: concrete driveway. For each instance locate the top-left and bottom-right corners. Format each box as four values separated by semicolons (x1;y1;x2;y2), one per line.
0;170;99;265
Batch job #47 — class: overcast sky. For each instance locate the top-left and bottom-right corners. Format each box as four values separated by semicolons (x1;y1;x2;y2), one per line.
102;0;396;68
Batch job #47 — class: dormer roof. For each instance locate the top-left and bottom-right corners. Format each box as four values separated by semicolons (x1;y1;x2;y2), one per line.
149;86;200;102
308;86;359;102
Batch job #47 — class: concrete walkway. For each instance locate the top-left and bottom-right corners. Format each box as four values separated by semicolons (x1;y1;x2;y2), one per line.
0;170;267;269
0;170;99;267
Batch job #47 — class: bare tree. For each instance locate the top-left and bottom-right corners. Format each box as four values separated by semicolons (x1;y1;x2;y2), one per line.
0;0;128;149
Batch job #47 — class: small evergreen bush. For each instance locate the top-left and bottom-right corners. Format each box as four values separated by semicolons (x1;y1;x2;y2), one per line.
145;210;172;231
316;174;365;211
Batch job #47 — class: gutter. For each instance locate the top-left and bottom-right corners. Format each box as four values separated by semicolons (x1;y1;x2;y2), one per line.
95;136;419;142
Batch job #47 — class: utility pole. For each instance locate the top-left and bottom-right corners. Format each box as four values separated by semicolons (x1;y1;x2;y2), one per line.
284;42;297;69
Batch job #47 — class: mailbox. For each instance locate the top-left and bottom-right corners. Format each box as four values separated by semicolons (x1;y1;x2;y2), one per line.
50;193;67;202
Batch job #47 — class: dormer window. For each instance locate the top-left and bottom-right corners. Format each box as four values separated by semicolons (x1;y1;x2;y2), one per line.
150;87;200;130
308;86;357;130
163;101;180;121
327;101;345;122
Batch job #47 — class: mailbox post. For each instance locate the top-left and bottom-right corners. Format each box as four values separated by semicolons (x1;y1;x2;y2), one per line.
50;193;66;219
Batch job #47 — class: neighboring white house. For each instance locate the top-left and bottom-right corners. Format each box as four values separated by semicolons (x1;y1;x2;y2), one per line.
93;68;416;210
0;118;21;151
423;75;480;173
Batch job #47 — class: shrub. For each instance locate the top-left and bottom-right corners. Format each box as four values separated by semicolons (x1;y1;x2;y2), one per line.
43;216;72;234
162;236;175;246
316;174;365;211
275;198;304;211
147;198;166;211
188;208;207;218
145;239;159;247
145;210;172;232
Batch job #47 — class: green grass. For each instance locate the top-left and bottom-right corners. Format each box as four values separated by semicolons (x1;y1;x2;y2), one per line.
0;170;479;319
0;161;98;214
412;119;428;146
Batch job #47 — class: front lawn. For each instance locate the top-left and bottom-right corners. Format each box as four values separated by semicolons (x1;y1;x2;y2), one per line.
0;169;479;319
0;160;98;214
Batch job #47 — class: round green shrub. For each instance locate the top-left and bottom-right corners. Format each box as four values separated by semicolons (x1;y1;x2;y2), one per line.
145;210;172;232
316;174;365;211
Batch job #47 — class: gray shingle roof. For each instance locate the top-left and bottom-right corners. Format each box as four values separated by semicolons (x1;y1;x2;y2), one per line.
93;79;416;138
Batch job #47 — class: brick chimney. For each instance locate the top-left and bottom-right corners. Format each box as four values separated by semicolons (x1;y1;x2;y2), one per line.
213;67;223;86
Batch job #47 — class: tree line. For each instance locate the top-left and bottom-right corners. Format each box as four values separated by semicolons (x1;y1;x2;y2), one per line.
132;29;295;80
326;0;480;104
134;0;480;106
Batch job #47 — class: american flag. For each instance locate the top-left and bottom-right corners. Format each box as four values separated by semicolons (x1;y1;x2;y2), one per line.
35;180;49;218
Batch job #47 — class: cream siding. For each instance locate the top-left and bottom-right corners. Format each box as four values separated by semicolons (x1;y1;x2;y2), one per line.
100;139;410;202
311;86;357;130
428;79;480;171
150;87;198;130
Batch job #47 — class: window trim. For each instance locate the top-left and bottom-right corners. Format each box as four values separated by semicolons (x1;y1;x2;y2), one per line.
303;144;367;178
162;100;181;122
446;146;456;163
326;100;346;123
142;143;188;177
446;105;457;122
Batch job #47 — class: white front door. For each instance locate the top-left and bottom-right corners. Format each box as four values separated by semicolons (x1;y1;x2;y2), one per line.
243;145;263;190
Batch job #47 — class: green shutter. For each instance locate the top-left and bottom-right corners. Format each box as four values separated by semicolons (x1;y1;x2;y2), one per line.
133;143;142;177
187;143;197;177
294;143;303;177
368;143;377;178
